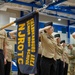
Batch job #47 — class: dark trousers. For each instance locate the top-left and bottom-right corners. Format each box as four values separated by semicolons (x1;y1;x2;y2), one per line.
17;63;29;75
56;59;64;75
35;54;41;75
5;61;11;75
0;50;4;75
64;63;68;75
18;69;29;75
41;56;56;75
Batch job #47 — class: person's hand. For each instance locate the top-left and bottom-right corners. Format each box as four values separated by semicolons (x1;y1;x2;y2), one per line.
70;44;73;49
72;32;75;39
4;58;7;64
44;26;51;30
39;26;52;34
63;62;65;68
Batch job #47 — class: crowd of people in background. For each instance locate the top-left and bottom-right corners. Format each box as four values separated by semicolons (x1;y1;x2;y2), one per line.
0;22;75;75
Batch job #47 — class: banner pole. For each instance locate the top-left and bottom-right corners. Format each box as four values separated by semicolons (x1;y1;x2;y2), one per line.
36;4;48;12
0;21;15;30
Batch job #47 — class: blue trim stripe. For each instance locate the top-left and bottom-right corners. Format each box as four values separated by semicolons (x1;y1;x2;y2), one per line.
39;22;75;34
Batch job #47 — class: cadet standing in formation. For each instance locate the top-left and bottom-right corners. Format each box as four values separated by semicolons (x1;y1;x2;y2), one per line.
5;38;14;75
72;32;75;75
35;38;42;75
67;44;75;75
39;22;57;75
60;40;69;75
54;34;64;75
0;29;7;75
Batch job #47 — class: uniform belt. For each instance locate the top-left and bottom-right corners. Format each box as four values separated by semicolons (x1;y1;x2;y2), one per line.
0;40;3;49
57;59;61;61
0;34;5;36
42;56;54;60
42;56;56;64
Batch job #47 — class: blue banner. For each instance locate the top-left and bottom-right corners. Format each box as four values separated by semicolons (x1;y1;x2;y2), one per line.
17;11;39;74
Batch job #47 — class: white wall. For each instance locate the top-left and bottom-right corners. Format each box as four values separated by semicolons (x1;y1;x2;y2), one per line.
0;9;20;30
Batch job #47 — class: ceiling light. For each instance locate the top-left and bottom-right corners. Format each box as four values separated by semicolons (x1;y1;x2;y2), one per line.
53;0;55;2
58;18;61;21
